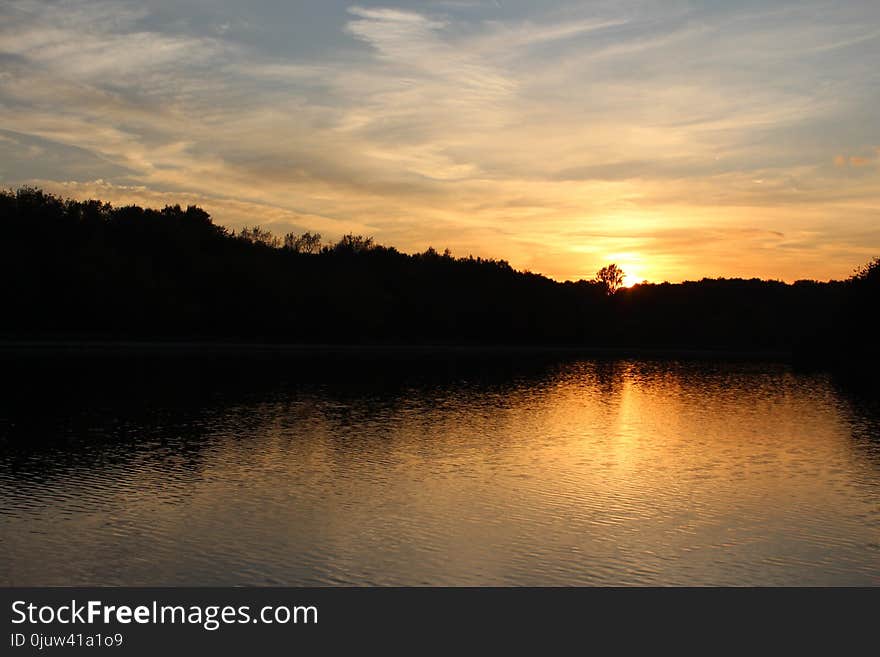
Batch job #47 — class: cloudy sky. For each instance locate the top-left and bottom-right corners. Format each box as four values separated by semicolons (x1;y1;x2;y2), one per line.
2;0;879;283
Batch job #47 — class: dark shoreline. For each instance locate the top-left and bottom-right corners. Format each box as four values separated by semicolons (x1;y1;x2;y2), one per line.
0;339;792;361
4;190;876;369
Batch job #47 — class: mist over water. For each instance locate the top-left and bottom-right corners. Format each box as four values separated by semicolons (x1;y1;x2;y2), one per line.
1;352;878;586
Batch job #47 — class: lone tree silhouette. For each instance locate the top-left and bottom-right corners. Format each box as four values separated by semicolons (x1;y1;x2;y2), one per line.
596;264;625;295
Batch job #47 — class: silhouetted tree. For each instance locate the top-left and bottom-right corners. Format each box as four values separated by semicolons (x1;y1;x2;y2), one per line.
852;257;880;284
596;264;625;295
238;226;279;248
283;231;323;254
840;256;880;363
333;234;374;254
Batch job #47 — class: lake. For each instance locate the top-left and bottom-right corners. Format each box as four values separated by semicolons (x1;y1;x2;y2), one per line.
1;349;878;585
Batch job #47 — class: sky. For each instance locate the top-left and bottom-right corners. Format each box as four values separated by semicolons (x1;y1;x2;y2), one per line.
1;0;879;283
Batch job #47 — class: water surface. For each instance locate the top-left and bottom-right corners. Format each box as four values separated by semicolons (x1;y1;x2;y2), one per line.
1;352;878;585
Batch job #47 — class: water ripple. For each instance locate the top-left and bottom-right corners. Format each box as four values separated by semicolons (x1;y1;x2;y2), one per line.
1;357;878;585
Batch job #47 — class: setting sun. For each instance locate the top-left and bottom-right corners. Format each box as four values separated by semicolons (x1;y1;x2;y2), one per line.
622;273;641;288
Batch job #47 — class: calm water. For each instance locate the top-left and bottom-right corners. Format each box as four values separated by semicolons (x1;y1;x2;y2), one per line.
1;351;878;586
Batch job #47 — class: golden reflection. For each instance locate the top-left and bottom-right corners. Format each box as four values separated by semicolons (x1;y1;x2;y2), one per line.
2;361;878;585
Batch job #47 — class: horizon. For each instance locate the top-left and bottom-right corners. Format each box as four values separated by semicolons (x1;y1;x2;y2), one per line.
2;1;879;284
10;185;872;287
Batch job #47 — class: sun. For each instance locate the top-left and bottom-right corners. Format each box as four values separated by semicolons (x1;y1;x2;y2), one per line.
603;253;647;288
622;273;641;288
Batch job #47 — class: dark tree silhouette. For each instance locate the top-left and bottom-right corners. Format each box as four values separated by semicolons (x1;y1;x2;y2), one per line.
284;231;323;254
852;257;880;283
238;226;280;248
596;264;625;295
334;234;375;254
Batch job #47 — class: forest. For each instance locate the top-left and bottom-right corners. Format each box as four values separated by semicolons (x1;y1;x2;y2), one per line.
1;188;877;366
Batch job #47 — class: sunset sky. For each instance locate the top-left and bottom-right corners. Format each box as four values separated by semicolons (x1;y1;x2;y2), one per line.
1;0;879;283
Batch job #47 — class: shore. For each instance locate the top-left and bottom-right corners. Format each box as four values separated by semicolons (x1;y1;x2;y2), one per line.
0;339;792;361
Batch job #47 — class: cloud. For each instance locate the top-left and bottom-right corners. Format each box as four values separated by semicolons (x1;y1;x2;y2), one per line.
832;150;878;168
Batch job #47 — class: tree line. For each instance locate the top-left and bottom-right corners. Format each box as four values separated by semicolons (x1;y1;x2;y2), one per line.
1;187;876;367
